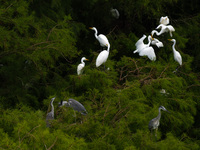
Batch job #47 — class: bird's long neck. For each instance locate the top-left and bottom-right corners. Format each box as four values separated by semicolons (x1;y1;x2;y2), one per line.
107;44;110;52
81;59;85;66
152;30;159;36
51;99;54;114
172;40;176;52
94;28;98;39
157;108;162;120
147;36;151;46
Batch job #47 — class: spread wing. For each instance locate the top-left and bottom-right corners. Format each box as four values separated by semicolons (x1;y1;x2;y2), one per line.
139;47;156;61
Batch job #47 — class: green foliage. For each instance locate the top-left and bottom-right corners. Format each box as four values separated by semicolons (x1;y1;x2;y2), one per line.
0;0;200;149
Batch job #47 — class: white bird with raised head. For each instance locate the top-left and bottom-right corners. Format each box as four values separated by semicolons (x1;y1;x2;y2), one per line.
96;44;110;67
168;39;182;66
77;57;89;75
89;27;110;48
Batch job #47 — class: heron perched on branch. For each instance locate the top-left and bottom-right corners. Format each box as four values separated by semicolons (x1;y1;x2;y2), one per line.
148;106;170;140
46;97;56;127
58;98;88;115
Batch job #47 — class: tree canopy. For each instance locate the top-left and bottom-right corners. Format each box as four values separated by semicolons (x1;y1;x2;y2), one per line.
0;0;200;149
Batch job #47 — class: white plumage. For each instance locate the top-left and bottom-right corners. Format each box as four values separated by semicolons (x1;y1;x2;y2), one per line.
150;36;164;48
77;57;89;75
151;24;175;37
96;44;110;67
159;16;169;25
89;27;110;47
134;35;156;61
168;39;182;66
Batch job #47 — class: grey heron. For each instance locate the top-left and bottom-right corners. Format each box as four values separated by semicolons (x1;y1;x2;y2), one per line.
46;97;56;127
148;106;170;140
58;99;88;115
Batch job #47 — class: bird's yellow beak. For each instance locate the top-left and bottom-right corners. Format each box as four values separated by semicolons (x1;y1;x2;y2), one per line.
89;27;93;29
151;34;154;40
86;59;89;61
168;39;172;41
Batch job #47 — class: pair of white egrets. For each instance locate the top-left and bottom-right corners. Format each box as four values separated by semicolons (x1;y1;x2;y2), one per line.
134;16;182;67
77;27;110;75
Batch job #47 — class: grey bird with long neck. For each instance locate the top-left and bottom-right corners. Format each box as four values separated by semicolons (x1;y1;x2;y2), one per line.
148;106;170;140
46;97;56;127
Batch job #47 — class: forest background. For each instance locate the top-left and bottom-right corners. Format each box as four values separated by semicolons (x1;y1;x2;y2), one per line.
0;0;200;149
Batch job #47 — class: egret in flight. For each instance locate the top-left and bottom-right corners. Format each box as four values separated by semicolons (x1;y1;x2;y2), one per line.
168;39;182;72
148;106;170;140
96;44;110;67
151;24;175;37
77;57;89;75
46;97;56;127
89;27;110;48
159;16;169;25
134;35;156;61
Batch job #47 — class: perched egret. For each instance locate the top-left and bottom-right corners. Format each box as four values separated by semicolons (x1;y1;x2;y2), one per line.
77;57;89;75
46;97;56;127
168;39;182;66
110;8;120;19
96;44;110;67
150;35;164;48
151;24;175;37
159;16;169;25
89;27;110;47
134;35;156;61
148;106;170;140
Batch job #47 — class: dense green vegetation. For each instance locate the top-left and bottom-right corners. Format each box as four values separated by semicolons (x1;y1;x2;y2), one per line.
0;0;200;149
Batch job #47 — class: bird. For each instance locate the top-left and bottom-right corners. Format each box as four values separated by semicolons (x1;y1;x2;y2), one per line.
77;57;89;75
58;99;88;115
148;106;170;140
110;8;120;19
96;43;110;67
151;24;175;37
150;36;164;48
134;35;156;61
168;39;182;66
134;35;150;54
159;16;169;25
46;97;56;127
89;27;110;48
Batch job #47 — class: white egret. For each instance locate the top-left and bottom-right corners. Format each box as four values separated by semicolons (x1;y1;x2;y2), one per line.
159;16;169;25
96;44;110;67
110;8;120;19
134;35;150;54
134;35;156;61
150;36;164;48
89;27;110;47
151;24;175;37
168;39;182;66
139;46;156;61
77;57;89;75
